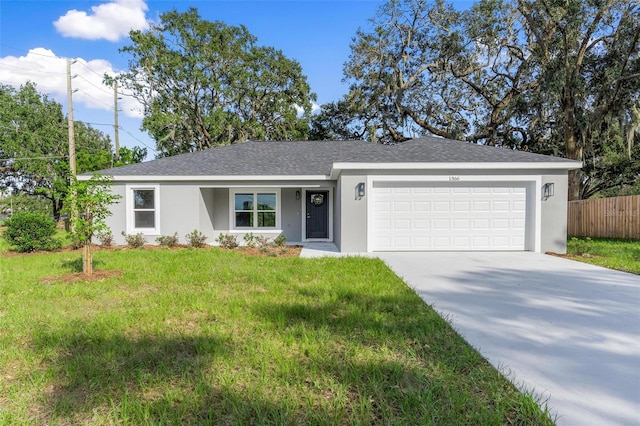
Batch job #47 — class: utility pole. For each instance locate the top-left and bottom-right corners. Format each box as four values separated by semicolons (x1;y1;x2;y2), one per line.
114;82;120;161
66;58;77;231
66;58;76;175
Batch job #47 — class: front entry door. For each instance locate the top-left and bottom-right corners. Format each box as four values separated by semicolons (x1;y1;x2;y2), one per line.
306;191;329;239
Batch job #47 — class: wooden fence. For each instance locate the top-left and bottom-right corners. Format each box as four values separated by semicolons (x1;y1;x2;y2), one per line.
568;195;640;239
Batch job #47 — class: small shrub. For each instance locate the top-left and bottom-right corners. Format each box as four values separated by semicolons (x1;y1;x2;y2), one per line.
244;232;270;248
570;236;592;256
255;235;270;247
243;232;259;248
186;229;207;248
156;232;179;247
98;230;114;246
121;231;145;248
273;234;287;247
2;211;61;252
215;233;238;249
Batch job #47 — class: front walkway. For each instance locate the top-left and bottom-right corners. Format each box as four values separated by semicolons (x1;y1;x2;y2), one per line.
298;242;345;258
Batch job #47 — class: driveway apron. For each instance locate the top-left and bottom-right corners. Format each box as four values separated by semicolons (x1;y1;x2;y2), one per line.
377;252;640;426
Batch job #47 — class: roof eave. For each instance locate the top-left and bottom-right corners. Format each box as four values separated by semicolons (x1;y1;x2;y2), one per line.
79;174;333;182
329;161;583;179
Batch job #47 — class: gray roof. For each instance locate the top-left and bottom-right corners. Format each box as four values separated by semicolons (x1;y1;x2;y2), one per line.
93;136;579;177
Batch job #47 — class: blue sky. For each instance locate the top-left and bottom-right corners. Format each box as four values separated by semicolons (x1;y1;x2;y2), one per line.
1;0;473;157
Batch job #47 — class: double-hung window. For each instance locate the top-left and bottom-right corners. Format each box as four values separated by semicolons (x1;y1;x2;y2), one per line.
233;190;279;229
127;185;160;235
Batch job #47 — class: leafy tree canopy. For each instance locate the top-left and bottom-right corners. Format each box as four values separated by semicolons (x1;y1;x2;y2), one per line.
0;82;144;218
313;0;639;199
111;8;317;157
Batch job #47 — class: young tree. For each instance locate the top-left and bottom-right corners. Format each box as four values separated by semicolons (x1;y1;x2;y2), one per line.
64;174;120;276
110;8;316;157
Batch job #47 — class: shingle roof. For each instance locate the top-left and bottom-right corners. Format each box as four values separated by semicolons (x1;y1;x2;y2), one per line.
92;136;579;177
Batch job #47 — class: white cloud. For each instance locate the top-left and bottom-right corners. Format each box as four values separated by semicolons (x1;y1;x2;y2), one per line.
53;0;149;42
295;103;321;116
0;48;143;118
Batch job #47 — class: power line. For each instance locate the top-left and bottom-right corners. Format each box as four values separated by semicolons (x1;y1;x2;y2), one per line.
0;43;62;59
78;121;116;127
75;60;107;79
119;127;157;154
0;63;66;75
0;155;67;161
76;89;113;109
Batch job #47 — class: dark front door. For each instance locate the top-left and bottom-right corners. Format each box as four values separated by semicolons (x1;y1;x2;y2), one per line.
306;191;329;239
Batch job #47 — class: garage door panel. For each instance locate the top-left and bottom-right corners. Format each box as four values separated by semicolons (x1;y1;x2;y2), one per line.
432;201;449;212
373;182;528;251
473;200;491;211
394;201;411;212
453;219;470;230
453;201;470;212
414;219;430;229
414;201;430;212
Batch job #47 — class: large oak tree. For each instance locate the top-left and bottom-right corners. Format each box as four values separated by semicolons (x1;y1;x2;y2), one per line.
111;8;316;157
314;0;639;199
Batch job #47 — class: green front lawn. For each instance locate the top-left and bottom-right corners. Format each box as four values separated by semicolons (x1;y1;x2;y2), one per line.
567;237;640;274
0;248;553;425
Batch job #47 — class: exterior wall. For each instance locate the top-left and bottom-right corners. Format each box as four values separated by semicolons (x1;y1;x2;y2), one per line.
107;183;223;245
198;188;216;236
334;183;342;249
108;182;307;246
106;169;571;252
541;172;569;254
336;173;368;252
105;184;127;245
335;168;572;254
159;184;201;242
211;188;229;231
280;188;302;242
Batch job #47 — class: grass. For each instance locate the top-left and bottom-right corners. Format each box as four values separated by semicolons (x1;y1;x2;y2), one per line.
0;248;554;425
567;237;640;274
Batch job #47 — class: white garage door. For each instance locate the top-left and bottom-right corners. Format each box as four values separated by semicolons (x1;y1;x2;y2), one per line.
372;182;528;251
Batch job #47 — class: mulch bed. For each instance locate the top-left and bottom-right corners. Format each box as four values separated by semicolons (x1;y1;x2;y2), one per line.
8;244;303;284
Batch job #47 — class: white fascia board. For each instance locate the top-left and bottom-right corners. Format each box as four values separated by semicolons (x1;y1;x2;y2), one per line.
330;161;582;178
105;174;332;182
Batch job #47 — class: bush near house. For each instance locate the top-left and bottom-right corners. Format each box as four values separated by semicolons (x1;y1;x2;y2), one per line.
2;211;61;252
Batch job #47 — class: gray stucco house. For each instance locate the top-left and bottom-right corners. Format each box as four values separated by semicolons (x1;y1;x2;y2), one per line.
87;137;581;253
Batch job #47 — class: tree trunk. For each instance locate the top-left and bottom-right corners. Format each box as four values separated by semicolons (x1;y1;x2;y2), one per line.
563;89;582;200
83;243;92;276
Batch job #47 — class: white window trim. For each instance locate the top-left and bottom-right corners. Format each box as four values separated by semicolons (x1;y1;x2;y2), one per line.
126;184;161;235
229;188;281;232
302;187;333;242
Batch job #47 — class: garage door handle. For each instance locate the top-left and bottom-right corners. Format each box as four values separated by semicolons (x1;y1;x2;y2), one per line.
306;212;311;219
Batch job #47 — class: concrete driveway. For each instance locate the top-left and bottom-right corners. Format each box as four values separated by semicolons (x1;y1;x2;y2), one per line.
377;252;640;426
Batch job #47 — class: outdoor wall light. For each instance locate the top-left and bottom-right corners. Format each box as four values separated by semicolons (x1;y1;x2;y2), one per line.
357;182;366;198
296;190;301;200
543;182;555;199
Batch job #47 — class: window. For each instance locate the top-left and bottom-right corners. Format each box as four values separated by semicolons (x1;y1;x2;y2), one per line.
233;191;278;229
134;189;155;228
127;185;160;234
